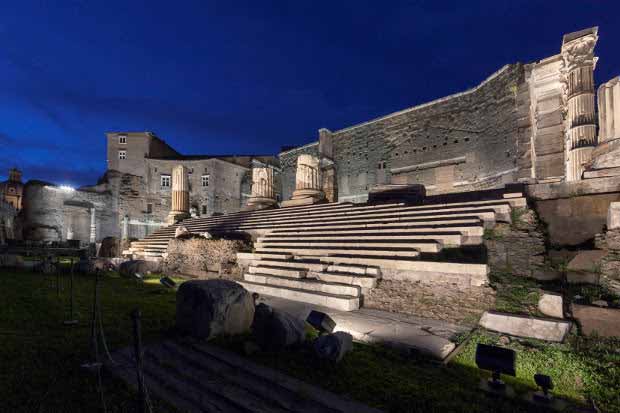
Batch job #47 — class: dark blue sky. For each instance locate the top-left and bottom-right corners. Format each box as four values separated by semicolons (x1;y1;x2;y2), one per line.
1;1;619;186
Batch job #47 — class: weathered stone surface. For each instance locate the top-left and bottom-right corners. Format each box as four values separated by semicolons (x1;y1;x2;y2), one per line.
176;280;254;339
119;259;160;277
163;238;247;275
567;250;606;272
567;271;600;285
313;332;353;362
607;202;620;230
538;293;564;319
174;226;190;238
479;311;571;342
485;209;546;277
98;236;119;257
594;228;620;294
572;304;620;337
252;303;306;351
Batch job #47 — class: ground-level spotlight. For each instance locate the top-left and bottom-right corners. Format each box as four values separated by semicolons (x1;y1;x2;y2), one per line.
306;310;336;335
526;373;568;410
159;276;176;289
475;343;516;397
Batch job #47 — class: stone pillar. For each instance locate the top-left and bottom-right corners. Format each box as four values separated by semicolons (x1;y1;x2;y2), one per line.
281;154;325;207
166;165;191;224
89;208;96;243
561;27;598;181
245;167;277;210
588;77;620;171
122;215;129;240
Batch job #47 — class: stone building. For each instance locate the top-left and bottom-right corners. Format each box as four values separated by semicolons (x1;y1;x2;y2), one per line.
279;27;610;203
0;168;24;210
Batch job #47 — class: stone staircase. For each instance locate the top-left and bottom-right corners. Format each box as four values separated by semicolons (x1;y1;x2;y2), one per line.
125;191;527;311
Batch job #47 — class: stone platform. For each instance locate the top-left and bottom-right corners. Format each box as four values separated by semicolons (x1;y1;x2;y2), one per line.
256;294;469;360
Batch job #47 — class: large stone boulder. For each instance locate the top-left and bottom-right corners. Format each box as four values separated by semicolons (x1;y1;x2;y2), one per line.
313;332;353;362
98;237;119;258
479;311;571;342
176;280;255;339
572;304;620;338
252;303;306;351
538;292;564;319
119;260;160;277
175;226;191;239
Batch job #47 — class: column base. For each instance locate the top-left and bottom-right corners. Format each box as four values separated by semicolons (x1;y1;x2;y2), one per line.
281;189;325;208
166;211;191;225
244;197;278;211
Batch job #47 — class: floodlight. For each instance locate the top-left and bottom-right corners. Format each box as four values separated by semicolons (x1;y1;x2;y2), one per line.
59;185;75;192
475;343;516;389
134;272;143;280
306;310;336;334
533;373;553;400
159;276;176;289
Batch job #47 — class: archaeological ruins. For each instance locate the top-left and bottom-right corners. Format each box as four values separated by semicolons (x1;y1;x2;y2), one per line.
2;26;620;307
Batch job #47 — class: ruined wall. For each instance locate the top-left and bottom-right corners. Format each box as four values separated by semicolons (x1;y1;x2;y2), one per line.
0;199;17;244
485;208;546;276
278;65;525;203
21;181;116;244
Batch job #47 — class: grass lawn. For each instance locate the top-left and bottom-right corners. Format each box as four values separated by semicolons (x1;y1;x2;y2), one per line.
1;268;619;412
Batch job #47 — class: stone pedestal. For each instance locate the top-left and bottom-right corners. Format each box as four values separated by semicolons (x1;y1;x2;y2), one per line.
167;165;191;225
245;167;277;210
561;28;598;182
281;154;325;207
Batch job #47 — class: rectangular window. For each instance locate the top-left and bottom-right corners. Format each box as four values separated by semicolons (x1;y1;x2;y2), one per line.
201;175;210;187
119;150;127;160
118;135;127;144
161;175;171;188
146;203;153;213
201;205;207;215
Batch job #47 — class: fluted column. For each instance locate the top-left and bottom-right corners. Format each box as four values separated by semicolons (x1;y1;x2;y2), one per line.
561;28;598;181
289;154;324;201
246;166;276;210
166;165;191;224
598;77;620;144
89;208;96;243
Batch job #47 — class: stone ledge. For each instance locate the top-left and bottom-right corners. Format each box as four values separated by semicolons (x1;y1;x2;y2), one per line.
479;311;571;342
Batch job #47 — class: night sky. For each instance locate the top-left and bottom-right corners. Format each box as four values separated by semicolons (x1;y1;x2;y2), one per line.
1;1;619;187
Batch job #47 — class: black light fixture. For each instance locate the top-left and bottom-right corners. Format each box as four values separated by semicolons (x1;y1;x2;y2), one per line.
306;310;336;335
475;343;516;394
159;276;176;289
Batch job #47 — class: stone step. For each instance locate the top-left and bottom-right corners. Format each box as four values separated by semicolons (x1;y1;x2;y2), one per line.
307;271;377;289
326;264;381;276
248;259;326;272
255;240;441;253
256;247;421;258
239;281;360;311
259;233;463;246
236;252;293;261
270;224;484;237
244;273;361;297
319;256;489;284
181;211;496;233
182;206;500;230
248;265;307;279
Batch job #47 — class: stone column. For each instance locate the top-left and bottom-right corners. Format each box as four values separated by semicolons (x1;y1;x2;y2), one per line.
589;77;620;171
245;167;277;210
290;154;324;201
122;215;129;240
89;208;96;243
166;165;191;224
561;28;598;181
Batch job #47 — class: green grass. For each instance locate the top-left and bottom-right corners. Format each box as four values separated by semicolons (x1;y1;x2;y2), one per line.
0;268;177;413
490;270;546;316
2;269;619;413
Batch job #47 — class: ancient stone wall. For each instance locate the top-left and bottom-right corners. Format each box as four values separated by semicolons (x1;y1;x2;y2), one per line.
279;65;525;203
594;230;620;295
484;208;546;277
20;181;116;244
0;199;17;244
